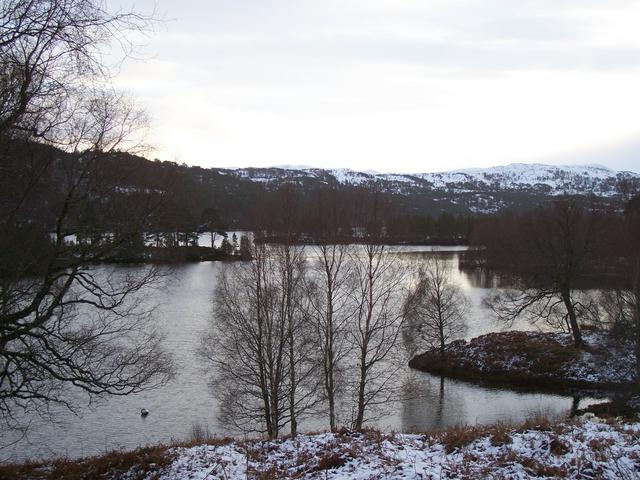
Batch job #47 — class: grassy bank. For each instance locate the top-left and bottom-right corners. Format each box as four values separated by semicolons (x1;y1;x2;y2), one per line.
1;417;639;479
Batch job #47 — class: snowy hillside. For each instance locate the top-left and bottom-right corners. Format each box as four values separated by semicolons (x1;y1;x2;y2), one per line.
413;163;634;195
223;163;638;197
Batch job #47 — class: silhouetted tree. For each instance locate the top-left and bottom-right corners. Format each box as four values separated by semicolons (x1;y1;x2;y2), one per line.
199;241;317;438
0;0;174;432
305;242;353;431
403;256;468;357
303;188;354;430
480;200;603;347
623;194;640;378
349;243;408;430
239;234;252;260
601;194;640;377
200;206;225;249
220;236;233;255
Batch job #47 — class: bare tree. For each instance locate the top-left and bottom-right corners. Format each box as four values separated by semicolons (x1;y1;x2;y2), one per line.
0;0;153;142
600;194;640;378
403;256;468;358
275;240;319;437
0;117;175;431
349;243;408;431
200;240;317;439
200;242;283;438
480;200;603;347
0;0;174;433
304;242;353;431
301;187;356;431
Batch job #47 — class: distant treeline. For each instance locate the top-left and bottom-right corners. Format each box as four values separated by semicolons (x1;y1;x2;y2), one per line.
5;138;638;267
2;138;481;258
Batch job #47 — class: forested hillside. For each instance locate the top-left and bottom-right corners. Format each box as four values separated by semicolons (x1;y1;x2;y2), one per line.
3;138;637;247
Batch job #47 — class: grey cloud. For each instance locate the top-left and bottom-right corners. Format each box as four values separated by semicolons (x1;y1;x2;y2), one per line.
155;30;640;75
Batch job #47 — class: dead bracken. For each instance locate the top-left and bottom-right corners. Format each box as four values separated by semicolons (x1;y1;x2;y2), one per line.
2;418;639;479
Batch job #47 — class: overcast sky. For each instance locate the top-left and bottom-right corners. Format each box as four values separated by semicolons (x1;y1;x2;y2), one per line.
114;0;640;173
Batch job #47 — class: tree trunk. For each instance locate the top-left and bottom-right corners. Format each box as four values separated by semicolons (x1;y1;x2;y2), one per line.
635;308;640;382
434;375;445;427
255;256;273;439
324;270;337;432
289;332;297;437
355;259;374;431
438;306;445;359
327;375;336;431
326;342;336;431
286;248;297;438
355;361;367;430
561;289;583;348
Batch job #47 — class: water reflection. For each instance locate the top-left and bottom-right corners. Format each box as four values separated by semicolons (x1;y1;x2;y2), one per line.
396;371;575;432
399;373;466;431
0;249;608;462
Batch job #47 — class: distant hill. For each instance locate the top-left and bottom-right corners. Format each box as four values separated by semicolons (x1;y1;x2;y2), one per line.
5;137;638;238
217;163;640;214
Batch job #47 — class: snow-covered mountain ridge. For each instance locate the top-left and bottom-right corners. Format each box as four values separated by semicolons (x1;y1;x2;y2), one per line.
223;163;639;197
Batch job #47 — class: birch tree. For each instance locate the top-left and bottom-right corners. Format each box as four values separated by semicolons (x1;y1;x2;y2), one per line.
305;243;353;431
349;243;408;431
403;256;468;358
200;240;317;438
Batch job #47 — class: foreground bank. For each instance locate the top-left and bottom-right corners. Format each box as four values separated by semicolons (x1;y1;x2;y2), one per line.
2;418;639;479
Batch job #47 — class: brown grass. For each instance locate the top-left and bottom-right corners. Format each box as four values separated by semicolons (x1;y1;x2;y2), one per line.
315;452;347;471
437;423;517;453
519;456;567;477
489;428;513;447
0;445;175;480
549;437;570;455
0;428;237;480
438;425;485;453
516;413;556;433
4;417;634;480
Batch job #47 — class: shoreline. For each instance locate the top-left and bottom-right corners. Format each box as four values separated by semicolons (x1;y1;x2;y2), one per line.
90;242;473;265
2;417;639;479
409;330;638;393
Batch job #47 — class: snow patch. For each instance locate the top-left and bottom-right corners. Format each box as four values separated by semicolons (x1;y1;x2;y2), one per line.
147;419;640;479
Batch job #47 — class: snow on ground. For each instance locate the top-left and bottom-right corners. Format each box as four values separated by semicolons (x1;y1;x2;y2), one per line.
147;419;640;479
327;168;375;185
228;163;639;198
411;330;637;387
561;331;637;385
399;163;623;194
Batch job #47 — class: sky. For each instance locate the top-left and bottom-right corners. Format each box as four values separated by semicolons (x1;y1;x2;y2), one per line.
114;0;640;173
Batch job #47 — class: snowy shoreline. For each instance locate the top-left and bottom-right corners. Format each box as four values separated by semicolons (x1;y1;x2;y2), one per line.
4;418;638;479
162;419;640;479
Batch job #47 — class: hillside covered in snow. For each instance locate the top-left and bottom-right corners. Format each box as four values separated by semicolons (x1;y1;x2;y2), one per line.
224;163;639;198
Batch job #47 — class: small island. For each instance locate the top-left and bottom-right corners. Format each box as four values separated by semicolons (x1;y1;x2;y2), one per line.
409;330;637;391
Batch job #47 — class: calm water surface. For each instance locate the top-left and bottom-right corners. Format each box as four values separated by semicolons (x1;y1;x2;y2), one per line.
2;248;602;462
